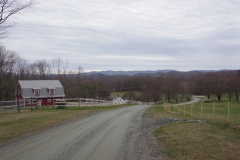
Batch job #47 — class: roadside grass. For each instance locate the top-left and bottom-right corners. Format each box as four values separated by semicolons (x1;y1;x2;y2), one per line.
149;104;240;160
0;104;130;144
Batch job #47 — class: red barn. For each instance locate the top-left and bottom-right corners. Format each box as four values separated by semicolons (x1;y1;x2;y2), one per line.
17;80;65;106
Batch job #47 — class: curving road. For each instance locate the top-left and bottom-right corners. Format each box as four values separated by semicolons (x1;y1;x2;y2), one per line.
0;105;150;160
172;96;203;106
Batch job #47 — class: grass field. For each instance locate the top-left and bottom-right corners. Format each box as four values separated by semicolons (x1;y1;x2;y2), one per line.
110;91;142;98
165;101;240;126
209;94;239;101
0;105;129;144
149;104;240;160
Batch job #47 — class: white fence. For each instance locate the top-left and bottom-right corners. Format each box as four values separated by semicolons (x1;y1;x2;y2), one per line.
0;97;139;113
54;98;113;108
54;98;134;108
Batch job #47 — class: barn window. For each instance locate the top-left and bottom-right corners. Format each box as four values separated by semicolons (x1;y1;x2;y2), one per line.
49;89;55;95
47;99;52;102
34;89;40;96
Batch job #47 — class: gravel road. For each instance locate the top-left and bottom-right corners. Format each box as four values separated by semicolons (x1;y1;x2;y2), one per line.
0;105;167;160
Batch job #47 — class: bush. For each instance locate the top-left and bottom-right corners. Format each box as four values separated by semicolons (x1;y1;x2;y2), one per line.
202;99;212;103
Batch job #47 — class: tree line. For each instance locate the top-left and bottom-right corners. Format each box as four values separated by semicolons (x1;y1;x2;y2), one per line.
1;43;240;101
1;0;240;102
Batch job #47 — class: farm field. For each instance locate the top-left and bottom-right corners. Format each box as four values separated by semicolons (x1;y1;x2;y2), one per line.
165;101;240;125
110;91;142;98
149;102;240;160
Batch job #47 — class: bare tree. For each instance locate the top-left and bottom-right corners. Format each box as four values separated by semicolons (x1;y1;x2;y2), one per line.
0;44;20;100
0;0;34;38
28;63;38;79
33;59;51;80
14;57;28;79
211;73;226;101
233;70;240;101
203;74;213;99
62;59;69;75
162;75;180;102
51;57;69;76
0;44;19;74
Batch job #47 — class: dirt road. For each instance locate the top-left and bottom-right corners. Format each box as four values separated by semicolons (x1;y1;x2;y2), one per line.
0;105;152;160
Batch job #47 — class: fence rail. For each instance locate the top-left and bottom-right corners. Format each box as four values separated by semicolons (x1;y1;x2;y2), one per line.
164;101;240;124
0;98;38;113
54;98;121;108
0;97;137;113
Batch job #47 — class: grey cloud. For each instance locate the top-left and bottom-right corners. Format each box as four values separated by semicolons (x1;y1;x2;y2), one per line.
2;0;240;71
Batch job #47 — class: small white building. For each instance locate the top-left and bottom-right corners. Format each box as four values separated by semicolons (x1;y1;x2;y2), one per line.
112;97;126;104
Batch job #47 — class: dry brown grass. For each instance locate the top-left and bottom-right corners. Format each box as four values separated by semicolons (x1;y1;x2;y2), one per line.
0;105;131;144
0;109;95;144
154;123;240;160
150;105;240;160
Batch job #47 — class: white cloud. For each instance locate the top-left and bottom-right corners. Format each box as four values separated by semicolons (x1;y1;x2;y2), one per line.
2;0;240;71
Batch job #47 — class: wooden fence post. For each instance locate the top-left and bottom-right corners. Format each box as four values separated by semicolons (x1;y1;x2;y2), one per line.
213;102;215;120
36;99;38;110
228;102;230;122
184;104;186;116
52;98;55;109
79;97;81;109
191;104;193;116
201;102;203;118
52;98;54;109
31;97;33;111
18;99;21;113
178;104;180;115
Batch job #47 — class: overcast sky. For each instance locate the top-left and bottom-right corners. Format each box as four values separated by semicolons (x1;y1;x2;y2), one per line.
2;0;240;71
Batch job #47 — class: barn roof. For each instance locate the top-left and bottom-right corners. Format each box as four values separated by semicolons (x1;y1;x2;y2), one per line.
19;80;63;89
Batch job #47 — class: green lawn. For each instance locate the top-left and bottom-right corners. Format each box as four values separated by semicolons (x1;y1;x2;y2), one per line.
148;105;240;160
110;91;126;98
165;101;240;126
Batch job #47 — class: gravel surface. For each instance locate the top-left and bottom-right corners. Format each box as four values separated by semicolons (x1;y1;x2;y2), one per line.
124;98;204;160
0;105;150;160
0;105;200;160
124;112;186;160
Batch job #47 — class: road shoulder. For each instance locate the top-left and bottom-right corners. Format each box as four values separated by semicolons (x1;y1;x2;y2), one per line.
125;108;171;160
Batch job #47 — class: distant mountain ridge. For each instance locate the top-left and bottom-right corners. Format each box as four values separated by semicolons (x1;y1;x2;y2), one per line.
86;69;225;76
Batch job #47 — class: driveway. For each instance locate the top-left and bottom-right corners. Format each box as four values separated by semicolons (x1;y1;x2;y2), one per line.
0;105;151;160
